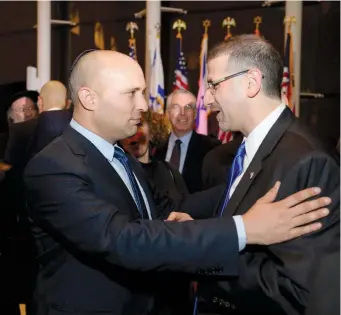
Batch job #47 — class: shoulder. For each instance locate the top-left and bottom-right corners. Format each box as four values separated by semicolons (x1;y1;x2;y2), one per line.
24;136;78;177
192;132;221;150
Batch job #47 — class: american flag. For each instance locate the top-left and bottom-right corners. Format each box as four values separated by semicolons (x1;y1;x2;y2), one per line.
128;38;137;60
281;31;295;113
172;36;189;91
217;32;233;143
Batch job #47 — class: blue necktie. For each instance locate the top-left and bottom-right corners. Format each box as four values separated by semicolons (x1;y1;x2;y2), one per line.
218;141;246;217
114;148;148;219
192;142;246;315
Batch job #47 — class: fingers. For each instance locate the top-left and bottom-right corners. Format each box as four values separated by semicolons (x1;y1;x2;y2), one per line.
165;212;194;222
290;207;329;228
290;197;331;218
283;187;321;208
257;181;281;204
166;212;177;221
289;222;323;240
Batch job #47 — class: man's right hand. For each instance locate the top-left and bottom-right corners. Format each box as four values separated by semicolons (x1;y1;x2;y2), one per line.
243;182;331;245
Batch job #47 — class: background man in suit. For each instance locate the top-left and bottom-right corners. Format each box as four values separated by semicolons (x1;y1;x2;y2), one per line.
192;34;340;315
24;50;330;315
0;90;39;315
155;89;220;193
30;80;72;155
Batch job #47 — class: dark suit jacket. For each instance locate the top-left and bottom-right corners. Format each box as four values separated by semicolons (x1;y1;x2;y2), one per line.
189;108;339;315
155;131;220;193
202;133;243;190
304;250;340;315
24;126;240;315
29;109;72;156
4;118;38;168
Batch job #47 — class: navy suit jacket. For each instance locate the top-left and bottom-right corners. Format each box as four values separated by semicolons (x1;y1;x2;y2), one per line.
30;109;72;156
24;126;239;315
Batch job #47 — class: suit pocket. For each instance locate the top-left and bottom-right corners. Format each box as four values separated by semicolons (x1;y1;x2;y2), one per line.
50;303;117;315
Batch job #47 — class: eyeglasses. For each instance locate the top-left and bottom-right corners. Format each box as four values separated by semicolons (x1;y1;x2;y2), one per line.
207;69;265;94
169;103;196;113
14;106;37;113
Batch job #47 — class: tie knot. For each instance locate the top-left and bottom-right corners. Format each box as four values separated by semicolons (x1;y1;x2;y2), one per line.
237;142;246;158
175;139;182;146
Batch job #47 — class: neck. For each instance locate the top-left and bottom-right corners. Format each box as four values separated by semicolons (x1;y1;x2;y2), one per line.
73;113;116;144
240;98;282;137
172;129;192;138
138;147;150;164
44;103;65;111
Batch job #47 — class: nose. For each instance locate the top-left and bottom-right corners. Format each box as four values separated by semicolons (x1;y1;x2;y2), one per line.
204;89;214;109
137;96;148;112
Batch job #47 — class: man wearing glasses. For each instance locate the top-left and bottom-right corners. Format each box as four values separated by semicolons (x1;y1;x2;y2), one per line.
155;89;220;193
189;34;340;315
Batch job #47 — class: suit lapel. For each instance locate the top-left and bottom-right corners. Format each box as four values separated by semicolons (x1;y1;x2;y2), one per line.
182;132;198;179
128;155;157;219
224;107;296;216
63;127;142;219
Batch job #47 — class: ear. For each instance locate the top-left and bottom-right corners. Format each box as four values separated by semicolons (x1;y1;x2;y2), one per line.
65;99;72;109
246;69;262;98
37;96;43;113
78;87;97;111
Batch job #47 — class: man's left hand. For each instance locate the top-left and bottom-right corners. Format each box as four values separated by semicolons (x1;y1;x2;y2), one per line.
166;212;194;222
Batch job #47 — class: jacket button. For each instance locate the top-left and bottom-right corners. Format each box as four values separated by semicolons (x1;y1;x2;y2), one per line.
212;297;218;304
231;304;236;310
224;301;230;308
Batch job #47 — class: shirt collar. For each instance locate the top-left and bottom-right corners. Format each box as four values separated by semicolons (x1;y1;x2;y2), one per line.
244;104;286;163
70;119;115;161
47;107;62;111
170;130;193;148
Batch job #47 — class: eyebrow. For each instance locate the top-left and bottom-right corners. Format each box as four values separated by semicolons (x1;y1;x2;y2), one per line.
123;87;146;94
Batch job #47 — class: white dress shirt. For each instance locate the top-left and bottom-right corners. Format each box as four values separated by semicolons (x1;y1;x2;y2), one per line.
165;130;193;173
70;119;152;219
229;104;286;198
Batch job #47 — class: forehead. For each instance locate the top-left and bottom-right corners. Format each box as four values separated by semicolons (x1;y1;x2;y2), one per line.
171;92;196;105
11;97;34;108
100;61;145;91
207;55;229;79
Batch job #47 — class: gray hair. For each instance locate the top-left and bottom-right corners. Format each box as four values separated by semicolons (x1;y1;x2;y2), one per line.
207;34;283;99
166;89;197;110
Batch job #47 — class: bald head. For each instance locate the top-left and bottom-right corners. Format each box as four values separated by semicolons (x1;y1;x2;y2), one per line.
69;50;143;107
38;80;67;112
68;50;148;143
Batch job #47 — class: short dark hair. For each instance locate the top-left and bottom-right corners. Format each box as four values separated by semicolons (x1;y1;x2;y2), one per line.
208;34;283;99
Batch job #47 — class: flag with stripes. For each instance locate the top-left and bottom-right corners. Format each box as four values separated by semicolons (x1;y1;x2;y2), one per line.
149;32;165;113
172;36;189;91
281;31;295;113
195;31;208;135
128;38;137;60
217;32;233;143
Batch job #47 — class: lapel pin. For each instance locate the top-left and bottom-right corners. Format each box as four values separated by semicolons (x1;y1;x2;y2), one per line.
249;172;254;179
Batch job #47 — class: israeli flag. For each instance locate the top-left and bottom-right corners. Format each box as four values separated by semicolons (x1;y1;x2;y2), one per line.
149;32;165;114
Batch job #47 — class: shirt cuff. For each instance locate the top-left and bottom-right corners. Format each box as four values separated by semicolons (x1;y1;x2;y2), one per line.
233;215;247;251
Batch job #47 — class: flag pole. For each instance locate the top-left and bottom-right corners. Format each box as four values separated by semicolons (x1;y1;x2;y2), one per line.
37;0;51;90
284;0;302;117
145;0;161;101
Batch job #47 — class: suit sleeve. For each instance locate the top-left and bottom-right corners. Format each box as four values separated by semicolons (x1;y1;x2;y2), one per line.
179;185;225;219
226;152;340;314
24;155;239;276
